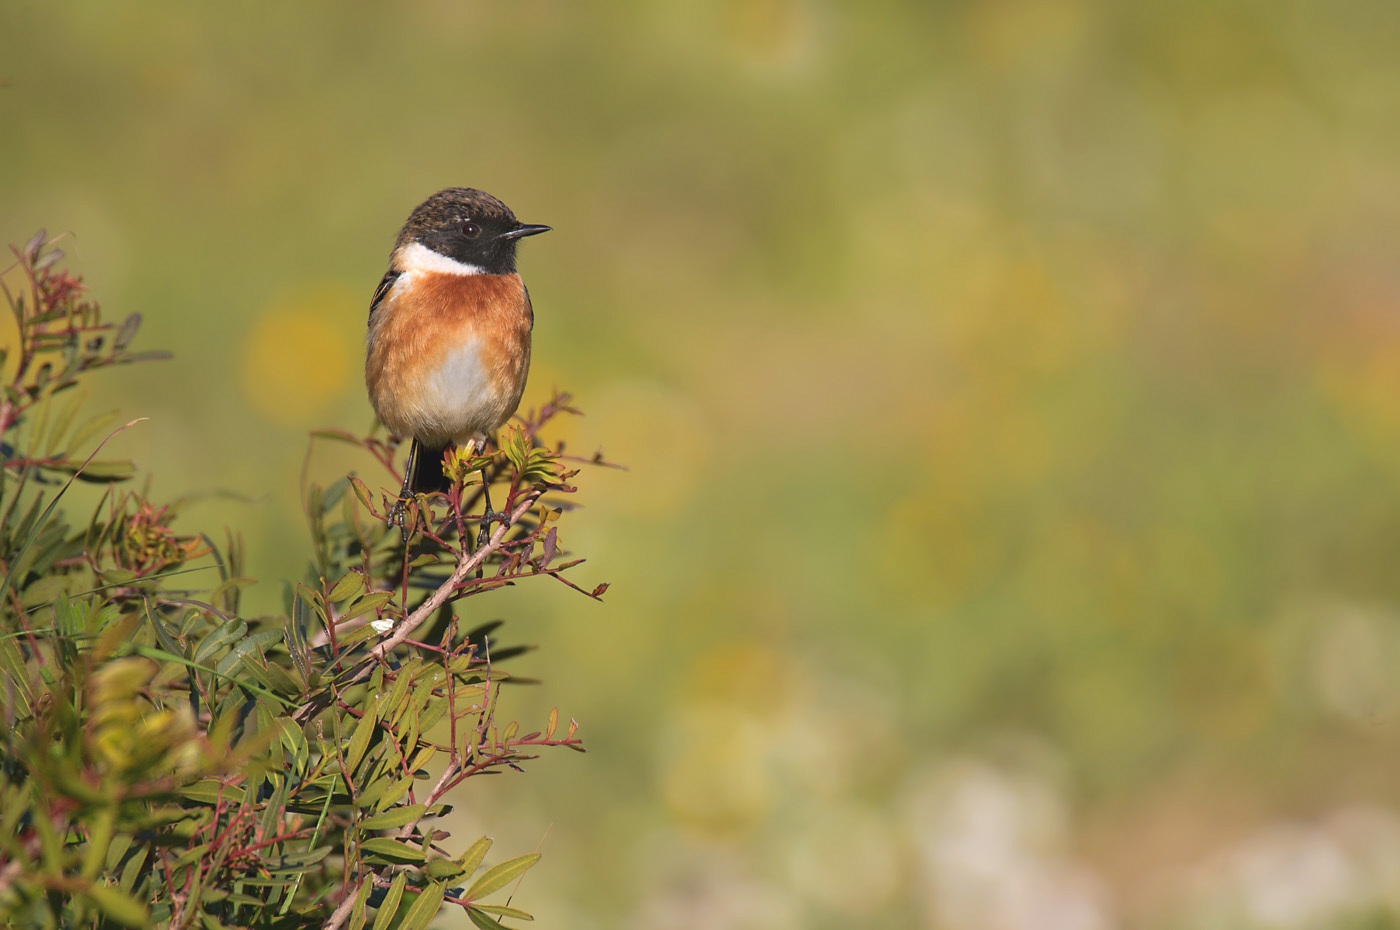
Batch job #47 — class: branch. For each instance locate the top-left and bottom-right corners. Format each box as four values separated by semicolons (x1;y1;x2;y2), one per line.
320;878;363;930
292;488;544;726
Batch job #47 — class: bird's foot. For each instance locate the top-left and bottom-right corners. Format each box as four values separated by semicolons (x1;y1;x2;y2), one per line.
474;504;497;578
388;496;416;546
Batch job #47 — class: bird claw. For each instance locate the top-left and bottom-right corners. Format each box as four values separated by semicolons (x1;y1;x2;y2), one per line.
388;496;413;544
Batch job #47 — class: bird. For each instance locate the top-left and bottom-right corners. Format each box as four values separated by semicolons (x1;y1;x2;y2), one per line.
364;188;550;508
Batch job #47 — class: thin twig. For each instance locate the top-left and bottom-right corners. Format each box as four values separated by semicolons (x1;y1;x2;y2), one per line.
292;489;543;726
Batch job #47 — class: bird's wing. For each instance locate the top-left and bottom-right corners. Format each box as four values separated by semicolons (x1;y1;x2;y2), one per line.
368;269;401;323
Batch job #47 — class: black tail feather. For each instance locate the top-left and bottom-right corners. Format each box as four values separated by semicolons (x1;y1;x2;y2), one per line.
407;440;453;495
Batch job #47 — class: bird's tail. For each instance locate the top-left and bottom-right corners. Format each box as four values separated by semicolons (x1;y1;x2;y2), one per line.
407;439;453;495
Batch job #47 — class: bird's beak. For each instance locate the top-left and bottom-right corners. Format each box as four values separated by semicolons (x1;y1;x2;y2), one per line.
501;224;552;240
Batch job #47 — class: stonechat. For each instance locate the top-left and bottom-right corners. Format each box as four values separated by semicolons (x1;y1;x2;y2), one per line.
364;188;550;501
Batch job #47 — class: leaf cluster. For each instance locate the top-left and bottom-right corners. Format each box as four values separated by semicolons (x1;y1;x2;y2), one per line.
0;236;608;929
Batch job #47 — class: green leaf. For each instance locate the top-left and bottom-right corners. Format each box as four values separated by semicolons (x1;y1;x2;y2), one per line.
457;836;493;877
215;629;282;676
0;637;35;711
114;313;142;350
472;904;534;920
423;858;469;881
344;704;378;776
370;872;407;930
98;568;139;586
329;571;364;602
18;573;71;608
347;474;375;509
407;744;437;774
295;583;329;629
132;644;291;707
144;601;186;659
43;390;84;457
80;806;118;880
200;910;228;930
384;663;416;718
360;838;426;865
360;804;426;831
178;780;247;805
194;617;247;663
257;776;289;844
465;853;541;901
397;881;446;930
85;883;149;928
278;718;309;770
353;771;389;811
467;908;509;930
172;843;213;870
104;833;134;873
49;458;137;481
416;693;451;735
338;622;378;651
225;874;304;888
349;876;374;930
236;653;301;696
375;774;415;812
322;477;349;514
118;848;148;892
343;591;393;621
267;845;333;872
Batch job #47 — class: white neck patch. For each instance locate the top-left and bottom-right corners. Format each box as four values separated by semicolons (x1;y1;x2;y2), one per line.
397;241;485;276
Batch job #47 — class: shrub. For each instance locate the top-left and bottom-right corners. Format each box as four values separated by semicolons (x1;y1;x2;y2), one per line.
0;232;607;929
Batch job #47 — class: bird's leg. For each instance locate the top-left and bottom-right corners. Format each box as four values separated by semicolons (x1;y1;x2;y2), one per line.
473;471;495;581
388;441;417;534
465;436;494;578
477;467;495;551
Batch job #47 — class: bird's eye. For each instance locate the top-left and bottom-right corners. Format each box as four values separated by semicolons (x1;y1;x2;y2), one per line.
462;221;480;238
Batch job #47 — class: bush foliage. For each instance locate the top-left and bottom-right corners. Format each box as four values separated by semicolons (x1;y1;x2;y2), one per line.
0;233;606;929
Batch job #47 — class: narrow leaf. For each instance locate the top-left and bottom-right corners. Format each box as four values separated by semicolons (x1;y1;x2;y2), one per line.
345;706;378;776
194;617;247;663
360;804;425;831
398;881;446;930
467;909;509;930
457;836;493;877
360;838;426;865
85;883;149;928
473;904;534;920
465;853;541;901
370;872;407;930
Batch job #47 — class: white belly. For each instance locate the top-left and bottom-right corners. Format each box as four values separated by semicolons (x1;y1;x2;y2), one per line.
406;338;509;445
424;339;490;413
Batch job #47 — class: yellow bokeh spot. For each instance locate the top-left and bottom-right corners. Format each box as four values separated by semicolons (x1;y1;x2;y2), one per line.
720;0;815;70
241;285;357;426
685;641;791;708
660;701;774;833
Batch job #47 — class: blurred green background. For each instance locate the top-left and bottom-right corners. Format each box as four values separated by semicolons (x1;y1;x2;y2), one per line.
7;1;1400;927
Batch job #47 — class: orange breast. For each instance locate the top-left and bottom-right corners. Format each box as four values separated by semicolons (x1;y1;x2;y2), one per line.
365;271;533;445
